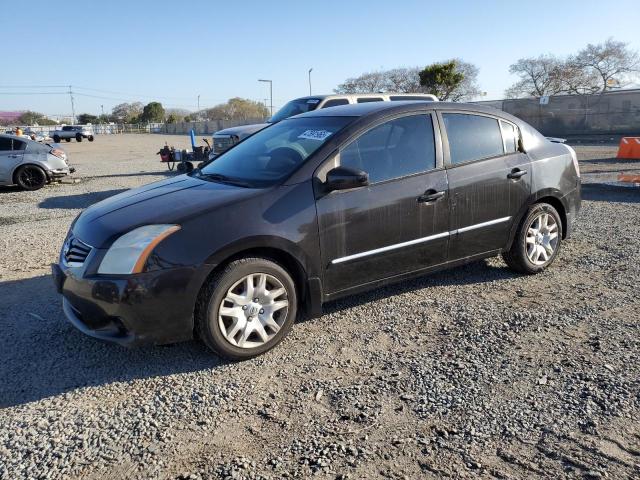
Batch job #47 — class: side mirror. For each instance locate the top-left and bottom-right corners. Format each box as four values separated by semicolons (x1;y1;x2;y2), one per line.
325;166;369;191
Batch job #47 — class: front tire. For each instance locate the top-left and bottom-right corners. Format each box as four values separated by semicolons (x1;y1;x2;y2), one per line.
53;135;61;143
88;135;94;142
196;257;298;360
15;165;47;191
76;133;82;142
502;203;562;274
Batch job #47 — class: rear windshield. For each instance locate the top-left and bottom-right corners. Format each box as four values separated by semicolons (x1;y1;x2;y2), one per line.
197;116;353;187
270;98;323;122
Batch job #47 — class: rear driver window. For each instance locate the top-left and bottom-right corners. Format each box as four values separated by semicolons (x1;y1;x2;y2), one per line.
443;113;504;164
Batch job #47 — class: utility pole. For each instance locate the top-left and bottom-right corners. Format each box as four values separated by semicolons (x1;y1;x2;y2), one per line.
197;94;200;112
68;85;76;124
308;68;313;95
258;79;273;117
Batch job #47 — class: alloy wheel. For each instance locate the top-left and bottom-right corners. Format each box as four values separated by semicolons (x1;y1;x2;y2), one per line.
525;212;559;266
20;167;43;188
218;273;289;349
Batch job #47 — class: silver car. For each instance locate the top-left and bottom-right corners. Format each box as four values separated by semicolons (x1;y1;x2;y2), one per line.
0;134;74;190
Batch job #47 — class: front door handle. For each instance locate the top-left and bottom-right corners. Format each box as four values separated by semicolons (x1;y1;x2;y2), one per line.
507;168;528;180
417;189;445;203
8;154;18;158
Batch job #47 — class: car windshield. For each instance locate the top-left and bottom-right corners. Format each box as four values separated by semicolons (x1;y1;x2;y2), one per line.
197;116;353;187
269;98;323;123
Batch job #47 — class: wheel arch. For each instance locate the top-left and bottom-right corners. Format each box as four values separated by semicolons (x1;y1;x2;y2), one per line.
12;162;50;185
194;239;322;337
506;190;568;250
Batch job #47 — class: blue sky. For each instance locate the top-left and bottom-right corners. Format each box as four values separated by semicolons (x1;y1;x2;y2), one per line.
2;0;639;117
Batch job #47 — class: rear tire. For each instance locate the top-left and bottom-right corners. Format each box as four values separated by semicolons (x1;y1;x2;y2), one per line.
502;203;563;274
196;257;298;360
88;135;94;142
15;165;47;191
76;133;82;142
53;135;61;143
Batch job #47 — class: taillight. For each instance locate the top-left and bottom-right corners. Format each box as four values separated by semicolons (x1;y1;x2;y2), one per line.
51;148;66;159
564;145;580;178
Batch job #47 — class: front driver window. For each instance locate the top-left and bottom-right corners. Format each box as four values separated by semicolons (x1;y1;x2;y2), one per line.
339;114;436;183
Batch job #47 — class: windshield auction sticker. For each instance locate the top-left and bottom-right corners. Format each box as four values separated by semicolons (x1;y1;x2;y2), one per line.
298;129;333;141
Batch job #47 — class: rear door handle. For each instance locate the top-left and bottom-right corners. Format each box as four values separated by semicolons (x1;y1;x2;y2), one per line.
507;168;528;179
417;189;445;203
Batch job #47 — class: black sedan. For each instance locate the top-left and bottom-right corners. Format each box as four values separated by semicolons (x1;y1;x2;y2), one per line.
53;101;581;359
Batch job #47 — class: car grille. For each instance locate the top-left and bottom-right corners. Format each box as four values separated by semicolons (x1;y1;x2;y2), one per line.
62;235;92;267
213;136;236;154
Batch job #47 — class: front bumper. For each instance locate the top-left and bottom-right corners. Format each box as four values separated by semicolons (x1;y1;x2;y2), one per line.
52;262;204;346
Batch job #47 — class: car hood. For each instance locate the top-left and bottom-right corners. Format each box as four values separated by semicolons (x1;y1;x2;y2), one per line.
73;175;263;248
214;123;270;138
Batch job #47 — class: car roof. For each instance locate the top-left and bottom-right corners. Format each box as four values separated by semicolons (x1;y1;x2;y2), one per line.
0;133;30;140
294;100;521;123
294;93;437;101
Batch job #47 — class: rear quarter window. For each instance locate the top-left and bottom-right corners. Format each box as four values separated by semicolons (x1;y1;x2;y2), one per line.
0;138;12;151
500;120;518;154
443;113;504;165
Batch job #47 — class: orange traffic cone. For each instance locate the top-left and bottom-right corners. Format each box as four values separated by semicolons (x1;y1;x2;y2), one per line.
618;173;640;184
617;137;640;159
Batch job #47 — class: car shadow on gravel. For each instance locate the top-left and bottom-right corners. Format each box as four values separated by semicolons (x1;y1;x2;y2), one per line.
582;183;640;204
0;275;227;408
38;189;128;209
322;259;519;316
0;185;22;194
85;171;178;180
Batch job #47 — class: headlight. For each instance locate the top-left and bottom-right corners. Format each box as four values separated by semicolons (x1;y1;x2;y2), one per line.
97;225;180;274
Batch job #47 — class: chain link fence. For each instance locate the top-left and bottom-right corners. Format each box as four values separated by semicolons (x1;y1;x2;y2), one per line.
6;117;266;137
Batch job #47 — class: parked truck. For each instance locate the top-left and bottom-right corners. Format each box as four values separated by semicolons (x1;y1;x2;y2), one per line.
51;125;95;143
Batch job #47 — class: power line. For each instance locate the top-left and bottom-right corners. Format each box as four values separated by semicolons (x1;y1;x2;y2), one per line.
0;85;69;89
0;92;67;95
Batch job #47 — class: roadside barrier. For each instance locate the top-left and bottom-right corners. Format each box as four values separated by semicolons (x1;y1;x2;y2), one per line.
616;137;640;159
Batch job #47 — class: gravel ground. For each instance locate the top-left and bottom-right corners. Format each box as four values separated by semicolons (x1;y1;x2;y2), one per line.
0;136;638;479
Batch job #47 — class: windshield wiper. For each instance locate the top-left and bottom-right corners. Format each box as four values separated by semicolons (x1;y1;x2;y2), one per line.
198;172;252;187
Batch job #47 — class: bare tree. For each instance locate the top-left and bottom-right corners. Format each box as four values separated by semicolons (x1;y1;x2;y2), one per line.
204;97;269;121
335;71;388;94
448;59;481;101
111;102;144;122
384;67;422;92
506;39;640;98
506;55;566;98
571;38;640;92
